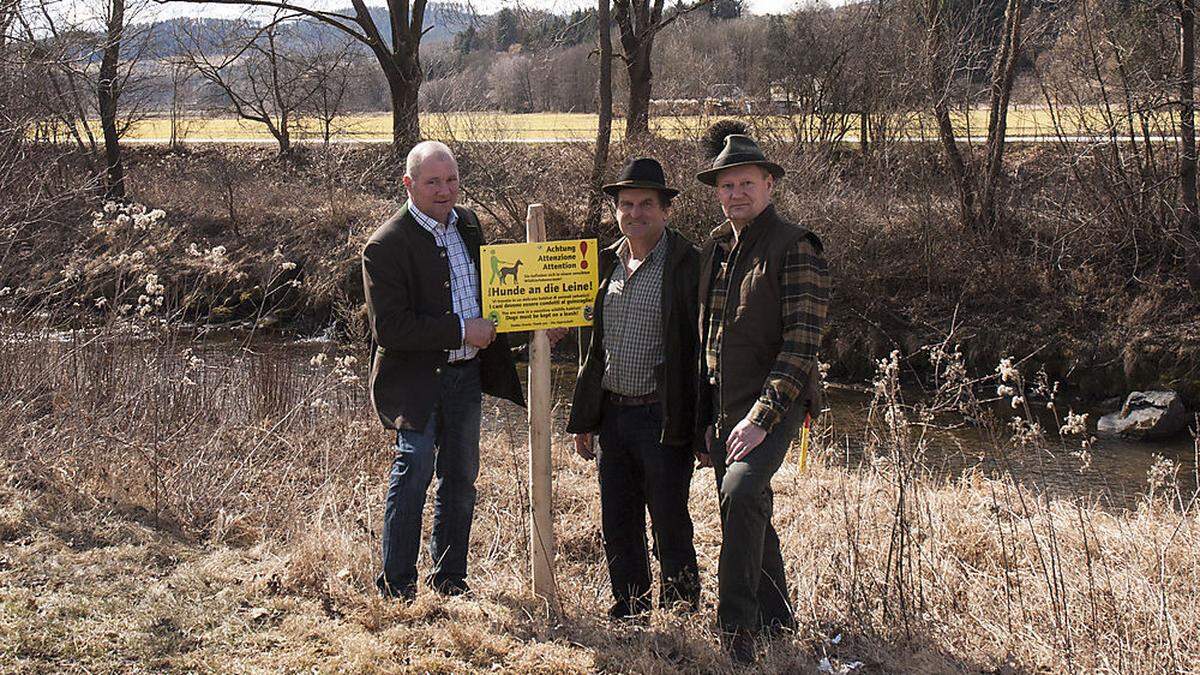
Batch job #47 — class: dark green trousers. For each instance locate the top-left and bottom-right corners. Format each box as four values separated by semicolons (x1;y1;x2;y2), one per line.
711;407;804;632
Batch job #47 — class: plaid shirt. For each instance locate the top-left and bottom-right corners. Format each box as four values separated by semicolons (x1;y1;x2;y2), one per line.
409;201;480;363
704;223;830;431
601;233;667;397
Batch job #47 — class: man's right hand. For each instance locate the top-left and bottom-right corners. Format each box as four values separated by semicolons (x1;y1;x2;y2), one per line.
574;433;595;460
463;317;496;348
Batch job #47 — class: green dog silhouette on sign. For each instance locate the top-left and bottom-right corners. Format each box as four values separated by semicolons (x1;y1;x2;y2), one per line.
489;251;524;285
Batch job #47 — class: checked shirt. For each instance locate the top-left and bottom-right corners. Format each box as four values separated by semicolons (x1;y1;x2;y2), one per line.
409;201;480;363
704;222;830;431
601;232;668;397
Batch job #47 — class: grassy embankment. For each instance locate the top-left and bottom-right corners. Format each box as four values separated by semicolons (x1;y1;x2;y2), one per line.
1;318;1198;672
5;138;1195;399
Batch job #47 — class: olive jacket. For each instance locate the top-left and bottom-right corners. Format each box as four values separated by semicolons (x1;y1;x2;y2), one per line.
696;204;830;441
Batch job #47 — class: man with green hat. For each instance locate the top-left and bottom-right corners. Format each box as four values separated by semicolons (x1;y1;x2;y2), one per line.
694;122;831;663
566;156;703;621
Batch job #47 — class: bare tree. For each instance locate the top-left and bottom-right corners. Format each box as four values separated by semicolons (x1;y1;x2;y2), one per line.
1179;0;1200;289
1;0;99;286
178;12;321;155
13;0;153;191
166;56;195;150
764;6;859;150
587;0;613;230
298;28;356;145
97;0;127;198
839;1;924;155
922;0;1030;232
611;0;711;139
162;0;433;152
487;52;534;112
978;0;1028;230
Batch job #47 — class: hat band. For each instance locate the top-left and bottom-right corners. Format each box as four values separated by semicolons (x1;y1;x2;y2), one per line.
711;152;771;169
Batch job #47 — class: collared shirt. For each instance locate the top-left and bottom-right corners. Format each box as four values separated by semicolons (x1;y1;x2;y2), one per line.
704;229;739;385
704;218;829;430
601;231;668;397
409;200;480;362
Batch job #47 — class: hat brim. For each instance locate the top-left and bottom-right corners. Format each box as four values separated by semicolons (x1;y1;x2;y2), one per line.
696;160;785;186
601;180;680;199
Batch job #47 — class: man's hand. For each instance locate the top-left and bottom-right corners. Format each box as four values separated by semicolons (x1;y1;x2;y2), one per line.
463;317;496;349
694;425;715;469
725;417;767;466
574;433;595;460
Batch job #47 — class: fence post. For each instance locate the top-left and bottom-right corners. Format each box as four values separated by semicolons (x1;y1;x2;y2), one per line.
525;203;557;607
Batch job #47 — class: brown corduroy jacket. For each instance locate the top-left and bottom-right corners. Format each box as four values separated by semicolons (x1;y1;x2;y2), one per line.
362;204;524;431
697;204;829;441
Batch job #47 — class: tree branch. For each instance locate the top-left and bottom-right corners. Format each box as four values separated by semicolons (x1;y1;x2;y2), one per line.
154;0;375;48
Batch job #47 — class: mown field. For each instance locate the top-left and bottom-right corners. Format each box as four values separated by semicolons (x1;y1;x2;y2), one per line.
89;107;1185;144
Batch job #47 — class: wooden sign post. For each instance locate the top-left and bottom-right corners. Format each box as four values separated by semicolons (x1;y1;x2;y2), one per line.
525;203;556;606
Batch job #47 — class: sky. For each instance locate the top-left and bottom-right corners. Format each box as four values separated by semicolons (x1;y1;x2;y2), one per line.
142;0;850;23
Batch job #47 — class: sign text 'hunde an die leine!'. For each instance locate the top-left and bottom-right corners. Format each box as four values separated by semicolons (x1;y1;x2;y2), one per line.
481;239;598;333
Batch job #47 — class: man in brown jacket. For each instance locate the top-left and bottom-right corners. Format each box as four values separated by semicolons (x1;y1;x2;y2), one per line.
362;141;523;600
695;123;831;663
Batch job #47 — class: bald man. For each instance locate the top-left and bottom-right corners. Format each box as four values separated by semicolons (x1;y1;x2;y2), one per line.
362;141;524;600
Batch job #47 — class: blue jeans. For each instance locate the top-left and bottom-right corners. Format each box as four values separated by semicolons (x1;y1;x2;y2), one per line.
377;360;482;597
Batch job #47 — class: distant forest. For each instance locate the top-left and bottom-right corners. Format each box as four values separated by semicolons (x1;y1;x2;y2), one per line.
13;0;1094;117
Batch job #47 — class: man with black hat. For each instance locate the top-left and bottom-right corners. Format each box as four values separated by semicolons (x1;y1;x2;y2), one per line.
695;122;831;663
566;157;703;620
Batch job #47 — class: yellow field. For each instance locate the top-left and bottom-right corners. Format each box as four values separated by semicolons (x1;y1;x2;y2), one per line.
99;107;1182;144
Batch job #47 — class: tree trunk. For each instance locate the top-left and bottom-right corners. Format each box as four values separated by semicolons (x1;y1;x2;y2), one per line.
97;0;126;200
934;102;976;229
587;0;614;230
925;0;976;229
278;112;291;155
624;45;652;140
1180;0;1200;290
979;0;1025;231
859;110;869;154
386;69;421;153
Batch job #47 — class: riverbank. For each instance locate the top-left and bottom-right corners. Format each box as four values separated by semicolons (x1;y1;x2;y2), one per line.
2;141;1198;405
3;419;1197;672
2;321;1198;671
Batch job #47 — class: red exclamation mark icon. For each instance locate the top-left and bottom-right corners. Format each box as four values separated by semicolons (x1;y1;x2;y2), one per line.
579;240;589;269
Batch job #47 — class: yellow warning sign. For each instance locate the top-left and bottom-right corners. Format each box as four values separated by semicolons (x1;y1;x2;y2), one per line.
481;239;599;333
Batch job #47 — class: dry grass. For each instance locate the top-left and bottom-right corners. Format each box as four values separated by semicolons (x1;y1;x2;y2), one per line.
2;318;1199;673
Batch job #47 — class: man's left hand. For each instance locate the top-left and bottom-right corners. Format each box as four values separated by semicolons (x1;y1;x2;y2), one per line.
725;417;767;466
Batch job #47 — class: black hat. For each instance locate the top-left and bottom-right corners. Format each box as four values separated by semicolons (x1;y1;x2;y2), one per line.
696;122;785;186
602;157;680;199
